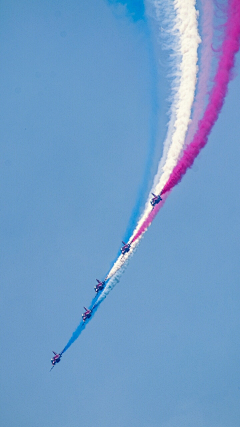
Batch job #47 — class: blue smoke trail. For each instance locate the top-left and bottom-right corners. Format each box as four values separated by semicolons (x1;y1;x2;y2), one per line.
62;268;126;353
106;0;145;22
124;0;184;243
62;276;112;353
104;0;159;270
62;2;151;355
122;30;159;244
62;321;86;354
61;0;180;355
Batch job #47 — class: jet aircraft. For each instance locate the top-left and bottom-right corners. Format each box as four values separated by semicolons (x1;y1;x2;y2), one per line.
94;279;105;294
50;351;62;371
82;307;92;322
150;193;162;207
121;241;131;255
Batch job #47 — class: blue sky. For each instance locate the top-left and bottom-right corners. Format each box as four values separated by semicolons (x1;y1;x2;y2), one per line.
1;1;240;426
107;0;146;22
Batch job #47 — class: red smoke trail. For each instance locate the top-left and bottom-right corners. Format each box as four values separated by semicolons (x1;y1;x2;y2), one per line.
131;193;168;243
184;0;214;148
161;0;240;196
132;0;240;244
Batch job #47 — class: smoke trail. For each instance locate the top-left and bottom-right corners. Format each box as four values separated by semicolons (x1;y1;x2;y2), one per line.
122;26;159;244
128;0;201;242
62;248;137;353
62;321;86;354
121;0;182;244
106;0;145;22
132;0;240;242
79;3;179;314
131;0;215;243
82;0;200;306
130;192;167;243
94;253;133;307
104;1;159;265
94;0;201;306
60;0;216;354
184;0;214;147
151;0;201;193
161;0;240;196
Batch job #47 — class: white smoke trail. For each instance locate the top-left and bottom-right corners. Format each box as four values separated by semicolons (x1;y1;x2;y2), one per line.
156;0;201;190
96;1;179;284
95;1;182;291
184;0;214;147
63;2;217;354
95;0;201;302
130;0;201;239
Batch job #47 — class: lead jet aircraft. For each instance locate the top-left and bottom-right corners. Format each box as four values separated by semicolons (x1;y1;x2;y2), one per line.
94;279;105;294
50;351;62;371
150;193;162;207
82;307;92;322
121;241;131;255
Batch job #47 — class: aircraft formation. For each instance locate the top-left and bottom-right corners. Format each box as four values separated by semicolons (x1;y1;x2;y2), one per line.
50;193;162;369
48;0;240;373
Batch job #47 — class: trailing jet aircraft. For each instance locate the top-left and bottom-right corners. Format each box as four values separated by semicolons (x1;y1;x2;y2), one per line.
150;193;162;207
82;307;92;322
121;241;130;255
50;351;62;371
94;279;105;294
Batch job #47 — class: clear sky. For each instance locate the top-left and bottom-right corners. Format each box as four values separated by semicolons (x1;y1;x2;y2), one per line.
1;1;240;426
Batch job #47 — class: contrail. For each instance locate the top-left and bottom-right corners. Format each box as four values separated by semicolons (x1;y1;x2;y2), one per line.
161;0;240;196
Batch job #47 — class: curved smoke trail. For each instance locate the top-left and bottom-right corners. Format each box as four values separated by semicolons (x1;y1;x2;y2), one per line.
62;1;180;352
93;0;200;307
152;0;201;192
131;0;215;243
129;0;201;244
62;0;200;352
161;0;240;196
184;0;214;147
61;0;240;355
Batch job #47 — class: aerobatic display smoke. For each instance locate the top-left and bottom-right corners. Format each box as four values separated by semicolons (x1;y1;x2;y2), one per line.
59;0;240;358
130;0;200;241
103;0;200;281
153;0;200;192
132;0;240;242
161;0;240;195
184;0;214;147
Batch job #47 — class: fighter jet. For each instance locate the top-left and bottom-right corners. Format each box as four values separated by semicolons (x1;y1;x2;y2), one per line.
50;351;62;371
82;307;92;322
94;279;105;294
121;241;131;255
150;193;162;207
